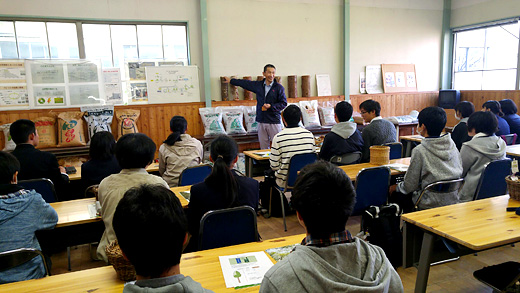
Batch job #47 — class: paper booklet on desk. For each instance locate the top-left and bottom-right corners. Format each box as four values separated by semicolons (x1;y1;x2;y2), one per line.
253;151;270;158
180;191;191;201
385;163;409;172
87;201;101;218
219;251;274;288
265;244;298;262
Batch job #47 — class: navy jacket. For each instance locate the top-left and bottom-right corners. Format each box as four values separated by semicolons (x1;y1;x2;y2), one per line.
496;115;511;136
319;130;364;162
504;114;520;140
230;78;287;124
81;156;122;191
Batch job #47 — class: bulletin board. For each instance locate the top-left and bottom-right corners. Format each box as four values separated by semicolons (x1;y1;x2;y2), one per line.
381;64;417;93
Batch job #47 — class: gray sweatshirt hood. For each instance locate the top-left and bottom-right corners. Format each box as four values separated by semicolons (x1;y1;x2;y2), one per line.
421;133;459;161
462;134;506;159
331;121;357;139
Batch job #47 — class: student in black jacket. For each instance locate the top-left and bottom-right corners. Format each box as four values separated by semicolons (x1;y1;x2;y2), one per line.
319;101;364;162
451;101;475;150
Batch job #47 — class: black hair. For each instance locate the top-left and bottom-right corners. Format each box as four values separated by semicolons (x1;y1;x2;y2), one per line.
282;105;302;127
290;161;356;237
454;101;475;118
89;131;116;161
359;99;381;116
482;100;504;117
500;99;518;115
113;184;188;278
335;101;354;122
418;107;447;137
115;133;156;169
263;64;276;72
204;136;238;207
163;116;187;146
0;151;20;184
9;119;36;145
467;111;498;136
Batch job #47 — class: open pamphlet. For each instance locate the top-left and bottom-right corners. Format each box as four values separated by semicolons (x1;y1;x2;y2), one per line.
385;163;409;172
253;151;270;158
265;244;298;262
87;201;101;218
179;191;191;201
219;251;274;288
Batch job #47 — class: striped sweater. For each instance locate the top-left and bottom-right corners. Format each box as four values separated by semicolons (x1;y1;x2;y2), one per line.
270;127;316;187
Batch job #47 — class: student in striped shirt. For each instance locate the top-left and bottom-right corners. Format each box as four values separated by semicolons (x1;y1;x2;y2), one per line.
270;104;316;187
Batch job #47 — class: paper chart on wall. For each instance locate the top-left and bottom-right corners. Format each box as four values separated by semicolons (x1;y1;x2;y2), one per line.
316;74;332;96
145;65;200;103
406;72;416;88
0;61;26;84
0;85;29;107
102;68;123;104
395;72;405;87
365;65;383;94
219;251;274;288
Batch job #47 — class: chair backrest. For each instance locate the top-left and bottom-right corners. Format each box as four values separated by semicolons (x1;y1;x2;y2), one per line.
353;166;391;215
414;178;464;210
384;142;403;160
330;152;362;166
198;206;258;250
501;134;517;146
286;152;318;189
0;248;49;276
178;164;212;186
17;178;57;203
474;158;512;200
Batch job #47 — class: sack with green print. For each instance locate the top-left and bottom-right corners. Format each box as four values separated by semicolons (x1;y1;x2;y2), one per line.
217;106;246;135
1;123;16;151
57;111;86;147
242;106;258;134
199;107;226;137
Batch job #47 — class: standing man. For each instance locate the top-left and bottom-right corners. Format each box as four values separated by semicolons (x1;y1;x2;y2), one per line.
228;64;287;149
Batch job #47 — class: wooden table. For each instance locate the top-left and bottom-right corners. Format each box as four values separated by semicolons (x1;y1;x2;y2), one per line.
402;195;520;292
243;149;271;177
170;185;191;207
506;144;520;158
68;162;160;181
400;135;423;157
338;157;410;182
0;234;306;292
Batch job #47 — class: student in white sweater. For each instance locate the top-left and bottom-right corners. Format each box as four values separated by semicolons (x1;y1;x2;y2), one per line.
270;105;315;187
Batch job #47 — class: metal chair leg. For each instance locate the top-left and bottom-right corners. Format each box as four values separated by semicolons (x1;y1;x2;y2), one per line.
279;190;287;232
67;246;71;271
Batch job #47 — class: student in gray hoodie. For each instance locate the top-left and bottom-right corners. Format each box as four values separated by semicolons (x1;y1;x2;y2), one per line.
259;161;403;293
459;111;506;202
395;107;462;211
319;101;363;162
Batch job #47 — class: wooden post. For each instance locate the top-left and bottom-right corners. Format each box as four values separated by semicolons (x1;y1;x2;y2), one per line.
288;75;297;98
243;76;253;100
230;76;239;101
301;75;311;97
220;76;229;101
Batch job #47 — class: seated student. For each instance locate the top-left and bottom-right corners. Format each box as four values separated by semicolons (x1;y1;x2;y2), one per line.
451;101;475;150
500;99;520;139
259;161;403;293
113;184;212;292
186;135;259;251
482;100;510;136
459;111;506;202
359;99;397;162
81;131;121;191
97;133;168;263
319;101;363;162
270;104;315;187
10;119;69;195
394;107;462;211
159;116;203;187
0;151;58;284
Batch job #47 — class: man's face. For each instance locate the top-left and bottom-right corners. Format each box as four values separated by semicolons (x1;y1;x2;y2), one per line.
360;108;376;123
263;67;276;84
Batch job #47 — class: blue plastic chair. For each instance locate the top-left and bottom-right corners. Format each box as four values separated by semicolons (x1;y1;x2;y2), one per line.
353;166;391;215
474;158;512;200
178;164;212;186
18;178;57;203
384;142;403;160
198;206;259;250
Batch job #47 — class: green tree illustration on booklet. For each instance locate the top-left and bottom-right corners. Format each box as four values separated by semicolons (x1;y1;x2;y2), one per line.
233;271;242;283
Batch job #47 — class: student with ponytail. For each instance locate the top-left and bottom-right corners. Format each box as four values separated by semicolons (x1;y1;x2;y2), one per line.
186;135;259;251
158;116;203;187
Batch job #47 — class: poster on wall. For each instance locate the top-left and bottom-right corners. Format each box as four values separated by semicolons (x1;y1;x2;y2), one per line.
0;61;26;84
103;68;123;104
30;63;65;84
128;61;155;81
316;74;332;96
384;72;396;88
145;66;200;103
0;85;29;107
33;86;66;106
365;65;383;94
359;72;366;94
381;64;417;93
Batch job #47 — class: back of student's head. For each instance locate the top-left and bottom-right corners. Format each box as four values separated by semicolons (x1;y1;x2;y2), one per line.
89;131;116;161
113;184;187;278
418;107;446;137
0;151;20;184
482;100;504;117
115;133;156;169
163;116;188;146
335;101;354;122
205;135;238;207
9;119;36;145
359;99;381;116
290;161;356;237
454;101;475;118
500;99;518;115
282;105;302;127
467;111;498;136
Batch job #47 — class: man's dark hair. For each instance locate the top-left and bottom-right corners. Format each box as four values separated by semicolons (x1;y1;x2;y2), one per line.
483;100;504;117
500;99;518;115
9;119;36;145
282;105;302;127
335;101;354;122
418;107;446;137
454;101;475;118
359;99;381;116
0;151;20;184
290;161;356;237
89;131;116;161
467;111;498;136
113;184;188;278
115;133;156;169
263;64;276;72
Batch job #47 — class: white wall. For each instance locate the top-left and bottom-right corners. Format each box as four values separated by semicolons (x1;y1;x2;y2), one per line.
451;0;520;28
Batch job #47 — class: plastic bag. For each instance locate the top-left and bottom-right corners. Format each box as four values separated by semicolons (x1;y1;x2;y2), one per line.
318;106;336;127
218;107;246;135
116;109;140;139
81;105;114;142
35;117;57;148
299;100;321;128
199;107;226;137
242;106;258;133
0;123;15;151
57;112;87;147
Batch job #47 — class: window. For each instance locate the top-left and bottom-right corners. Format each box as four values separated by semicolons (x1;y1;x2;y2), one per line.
453;20;520;90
